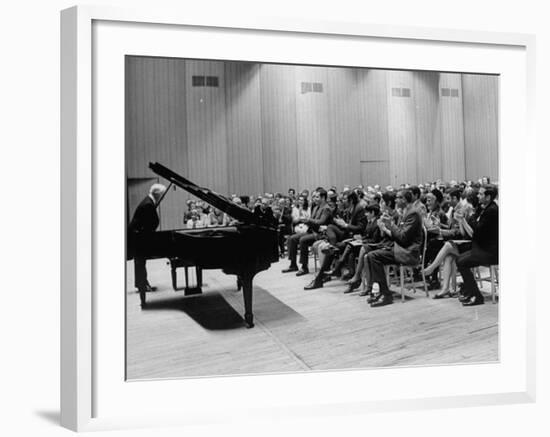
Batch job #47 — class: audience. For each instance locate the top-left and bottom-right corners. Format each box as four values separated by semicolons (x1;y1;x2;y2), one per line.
175;175;498;309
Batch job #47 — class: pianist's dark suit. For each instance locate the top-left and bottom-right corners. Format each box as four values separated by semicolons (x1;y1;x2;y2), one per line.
128;195;159;291
456;201;499;302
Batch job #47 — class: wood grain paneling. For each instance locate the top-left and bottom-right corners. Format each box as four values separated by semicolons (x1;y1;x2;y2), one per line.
439;73;466;181
326;67;362;189
126;57;499;226
357;69;389;162
462;74;499;181
225;62;264;196
185;60;228;195
386;70;417;185
414;71;441;183
295;66;331;190
260;64;299;193
360;161;390;187
125;56;188;179
125;56;189;230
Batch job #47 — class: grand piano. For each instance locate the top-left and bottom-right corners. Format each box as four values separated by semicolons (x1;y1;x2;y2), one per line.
128;162;279;328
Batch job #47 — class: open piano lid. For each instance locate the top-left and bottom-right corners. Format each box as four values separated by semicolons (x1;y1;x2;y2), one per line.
149;162;273;228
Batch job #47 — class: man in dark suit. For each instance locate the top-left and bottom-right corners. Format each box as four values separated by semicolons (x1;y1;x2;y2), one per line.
456;185;499;306
365;189;423;307
128;183;166;306
282;188;332;276
304;191;366;289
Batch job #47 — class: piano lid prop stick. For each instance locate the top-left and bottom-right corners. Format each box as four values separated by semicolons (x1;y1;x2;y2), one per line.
156;182;173;208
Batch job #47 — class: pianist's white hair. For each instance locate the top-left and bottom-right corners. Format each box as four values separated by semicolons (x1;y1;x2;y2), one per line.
149;183;167;197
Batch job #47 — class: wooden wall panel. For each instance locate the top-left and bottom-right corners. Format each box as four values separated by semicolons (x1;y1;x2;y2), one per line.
260;64;299;193
462;74;499;181
414;71;441;183
360;161;390;188
439;73;466;181
327;67;362;189
386;70;417;185
125;56;188;179
358;69;389;162
185;60;228;195
225;62;264;196
125;56;188;230
295;66;331;190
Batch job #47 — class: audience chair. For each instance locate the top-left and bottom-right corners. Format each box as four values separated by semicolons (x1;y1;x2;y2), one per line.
395;226;429;302
474;265;499;303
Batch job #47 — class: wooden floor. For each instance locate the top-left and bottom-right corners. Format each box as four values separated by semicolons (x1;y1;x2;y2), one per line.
126;258;499;380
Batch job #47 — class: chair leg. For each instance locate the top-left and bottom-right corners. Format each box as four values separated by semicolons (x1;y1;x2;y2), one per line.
399;266;405;303
474;267;482;289
490;265;497;304
451;262;457;294
421;264;428;297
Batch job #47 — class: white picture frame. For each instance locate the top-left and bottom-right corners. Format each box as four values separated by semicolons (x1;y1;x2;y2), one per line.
60;5;536;432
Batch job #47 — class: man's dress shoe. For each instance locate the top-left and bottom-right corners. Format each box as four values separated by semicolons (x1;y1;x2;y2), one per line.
462;296;484;306
370;294;393;307
304;279;323;290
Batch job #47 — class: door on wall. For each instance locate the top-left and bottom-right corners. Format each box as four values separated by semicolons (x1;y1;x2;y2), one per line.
360;161;390;188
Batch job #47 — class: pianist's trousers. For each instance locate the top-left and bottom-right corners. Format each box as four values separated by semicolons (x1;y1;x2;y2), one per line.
134;257;148;290
287;232;317;269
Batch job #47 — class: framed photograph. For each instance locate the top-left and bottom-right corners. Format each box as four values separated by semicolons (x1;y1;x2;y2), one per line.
61;5;536;432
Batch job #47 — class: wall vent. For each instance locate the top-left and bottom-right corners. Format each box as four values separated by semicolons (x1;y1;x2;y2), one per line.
441;87;459;97
301;82;324;94
392;87;411;97
192;75;205;87
206;76;219;87
192;75;219;87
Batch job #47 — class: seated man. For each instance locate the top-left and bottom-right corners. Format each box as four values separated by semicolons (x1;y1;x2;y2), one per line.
364;189;423;307
282;189;332;276
455;185;499;306
325;191;366;248
304;202;376;290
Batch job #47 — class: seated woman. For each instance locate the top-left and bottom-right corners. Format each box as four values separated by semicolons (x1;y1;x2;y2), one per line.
274;197;293;257
423;189;449;289
291;195;310;231
344;191;400;294
422;193;476;298
327;203;382;281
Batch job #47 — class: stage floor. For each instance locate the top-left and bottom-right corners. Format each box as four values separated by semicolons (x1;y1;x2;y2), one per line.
126;258;499;380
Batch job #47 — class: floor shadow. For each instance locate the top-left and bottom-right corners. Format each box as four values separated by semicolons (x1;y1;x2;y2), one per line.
34;410;60;425
143;293;245;330
251;286;306;323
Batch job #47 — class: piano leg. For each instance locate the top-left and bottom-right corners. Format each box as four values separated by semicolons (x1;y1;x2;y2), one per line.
241;274;254;328
139;289;147;308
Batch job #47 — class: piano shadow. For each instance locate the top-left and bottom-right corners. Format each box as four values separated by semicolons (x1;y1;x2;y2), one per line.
143;293;245;330
138;286;306;329
251;287;306;324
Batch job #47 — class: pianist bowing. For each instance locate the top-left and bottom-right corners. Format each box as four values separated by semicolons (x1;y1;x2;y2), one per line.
127;183;167;306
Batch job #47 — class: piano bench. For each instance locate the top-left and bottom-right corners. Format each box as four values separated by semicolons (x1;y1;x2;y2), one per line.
168;258;203;295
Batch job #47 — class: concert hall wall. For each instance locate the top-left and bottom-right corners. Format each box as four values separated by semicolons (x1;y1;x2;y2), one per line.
125;56;498;229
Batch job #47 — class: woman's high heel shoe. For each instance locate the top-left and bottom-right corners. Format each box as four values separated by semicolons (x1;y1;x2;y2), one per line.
432;290;451;299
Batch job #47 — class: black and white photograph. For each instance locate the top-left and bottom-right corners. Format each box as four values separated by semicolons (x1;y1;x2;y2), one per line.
125;57;499;380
